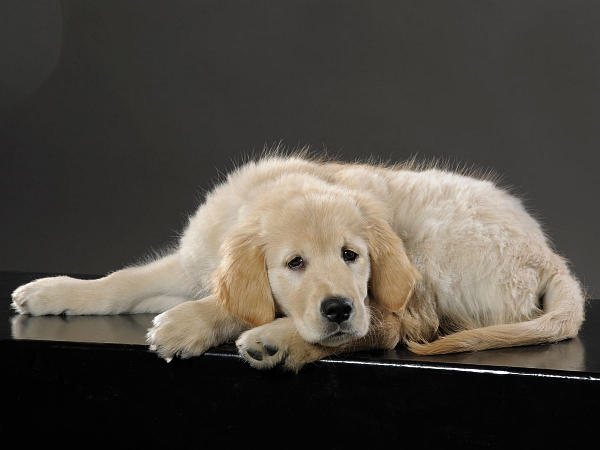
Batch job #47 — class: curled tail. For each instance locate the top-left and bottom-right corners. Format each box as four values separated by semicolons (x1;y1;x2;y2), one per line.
407;270;586;355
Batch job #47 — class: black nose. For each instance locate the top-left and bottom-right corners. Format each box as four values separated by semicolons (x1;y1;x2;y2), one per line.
320;297;353;324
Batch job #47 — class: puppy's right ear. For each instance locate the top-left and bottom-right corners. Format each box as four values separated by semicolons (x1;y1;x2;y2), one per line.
212;223;275;327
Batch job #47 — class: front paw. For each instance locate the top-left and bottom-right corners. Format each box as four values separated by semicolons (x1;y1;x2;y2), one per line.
147;309;209;362
236;327;287;369
236;319;330;372
147;298;246;362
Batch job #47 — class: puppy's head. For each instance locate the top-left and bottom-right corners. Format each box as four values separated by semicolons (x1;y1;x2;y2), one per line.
214;187;420;347
262;191;374;346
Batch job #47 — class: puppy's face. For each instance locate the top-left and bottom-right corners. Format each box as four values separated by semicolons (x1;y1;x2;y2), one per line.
263;194;372;346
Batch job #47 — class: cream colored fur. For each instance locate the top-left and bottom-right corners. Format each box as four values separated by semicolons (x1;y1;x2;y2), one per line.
11;154;586;371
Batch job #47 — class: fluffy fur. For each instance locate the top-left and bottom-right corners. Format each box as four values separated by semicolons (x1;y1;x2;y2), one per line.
11;153;586;371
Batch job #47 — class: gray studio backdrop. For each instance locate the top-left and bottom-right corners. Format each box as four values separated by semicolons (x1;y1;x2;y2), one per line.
2;1;599;295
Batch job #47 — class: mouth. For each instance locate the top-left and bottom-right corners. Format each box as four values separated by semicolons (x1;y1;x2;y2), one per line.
319;329;354;347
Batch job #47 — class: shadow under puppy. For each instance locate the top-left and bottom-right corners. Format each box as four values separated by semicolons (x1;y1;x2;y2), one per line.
12;153;586;371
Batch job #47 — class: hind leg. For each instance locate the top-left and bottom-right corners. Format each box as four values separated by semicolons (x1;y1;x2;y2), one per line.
11;253;194;315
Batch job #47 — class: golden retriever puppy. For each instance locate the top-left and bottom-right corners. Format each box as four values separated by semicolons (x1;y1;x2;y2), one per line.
11;154;586;371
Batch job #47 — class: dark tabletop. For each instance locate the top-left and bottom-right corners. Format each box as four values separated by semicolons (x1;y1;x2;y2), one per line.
2;270;599;378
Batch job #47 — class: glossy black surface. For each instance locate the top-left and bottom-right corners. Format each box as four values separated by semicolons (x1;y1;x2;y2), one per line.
2;271;599;447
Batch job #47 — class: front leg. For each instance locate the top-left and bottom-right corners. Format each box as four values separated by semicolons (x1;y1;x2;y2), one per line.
147;295;248;361
237;303;403;372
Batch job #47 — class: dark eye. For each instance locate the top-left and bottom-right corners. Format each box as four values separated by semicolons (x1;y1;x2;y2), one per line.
287;256;304;269
342;249;358;262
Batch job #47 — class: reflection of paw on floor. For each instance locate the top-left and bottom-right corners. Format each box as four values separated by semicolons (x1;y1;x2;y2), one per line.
11;313;154;345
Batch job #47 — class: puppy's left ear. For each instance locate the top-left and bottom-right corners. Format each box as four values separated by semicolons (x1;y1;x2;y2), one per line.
368;217;421;311
212;224;275;327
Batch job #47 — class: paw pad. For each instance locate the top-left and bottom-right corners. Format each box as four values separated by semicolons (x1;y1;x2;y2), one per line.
245;343;279;361
263;344;279;356
246;349;264;361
